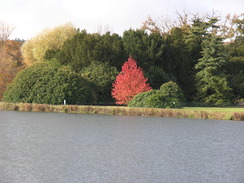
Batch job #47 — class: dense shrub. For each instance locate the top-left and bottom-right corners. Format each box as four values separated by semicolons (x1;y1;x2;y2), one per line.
81;61;118;103
128;81;184;108
128;89;156;107
159;81;185;101
3;63;95;105
145;91;182;108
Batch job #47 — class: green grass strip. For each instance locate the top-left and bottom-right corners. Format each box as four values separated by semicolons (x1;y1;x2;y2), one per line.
184;107;244;112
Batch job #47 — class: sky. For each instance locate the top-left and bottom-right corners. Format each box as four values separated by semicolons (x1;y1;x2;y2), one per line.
0;0;243;40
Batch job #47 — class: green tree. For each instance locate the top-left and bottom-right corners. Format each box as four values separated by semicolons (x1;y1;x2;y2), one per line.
123;29;165;68
144;65;176;89
81;61;118;103
3;63;95;105
55;30;95;71
55;31;125;72
225;36;244;100
228;71;244;100
93;32;126;69
163;27;199;100
195;35;232;105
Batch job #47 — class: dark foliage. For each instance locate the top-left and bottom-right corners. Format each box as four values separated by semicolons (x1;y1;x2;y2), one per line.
3;63;96;105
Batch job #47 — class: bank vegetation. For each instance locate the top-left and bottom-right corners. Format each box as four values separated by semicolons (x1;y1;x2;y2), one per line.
0;102;244;121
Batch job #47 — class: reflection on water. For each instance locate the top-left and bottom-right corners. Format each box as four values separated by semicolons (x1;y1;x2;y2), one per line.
0;110;244;183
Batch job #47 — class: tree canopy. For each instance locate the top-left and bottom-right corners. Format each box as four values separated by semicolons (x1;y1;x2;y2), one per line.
53;31;126;72
1;12;243;106
194;18;232;104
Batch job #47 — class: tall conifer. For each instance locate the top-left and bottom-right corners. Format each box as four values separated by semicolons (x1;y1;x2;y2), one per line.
195;35;232;104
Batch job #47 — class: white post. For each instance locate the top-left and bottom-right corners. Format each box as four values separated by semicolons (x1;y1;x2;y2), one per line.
64;100;66;105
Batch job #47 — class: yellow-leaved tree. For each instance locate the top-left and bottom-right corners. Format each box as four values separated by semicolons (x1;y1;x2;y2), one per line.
21;23;77;66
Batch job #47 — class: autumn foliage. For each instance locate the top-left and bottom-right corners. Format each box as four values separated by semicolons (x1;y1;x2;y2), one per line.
112;57;151;105
0;40;24;100
21;23;77;66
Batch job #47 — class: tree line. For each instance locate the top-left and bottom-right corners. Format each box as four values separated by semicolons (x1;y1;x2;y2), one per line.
1;12;244;106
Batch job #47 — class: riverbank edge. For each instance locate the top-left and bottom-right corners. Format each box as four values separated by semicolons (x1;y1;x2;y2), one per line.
0;102;244;121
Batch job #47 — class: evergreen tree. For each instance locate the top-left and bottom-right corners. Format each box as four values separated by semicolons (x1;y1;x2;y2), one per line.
144;65;176;89
195;35;232;104
55;31;125;72
123;29;165;68
163;27;200;100
225;36;244;100
81;61;118;103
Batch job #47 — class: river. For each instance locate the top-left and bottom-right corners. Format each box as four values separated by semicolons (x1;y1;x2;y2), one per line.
0;110;244;183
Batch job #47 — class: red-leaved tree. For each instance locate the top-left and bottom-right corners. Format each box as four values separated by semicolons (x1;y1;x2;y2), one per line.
112;57;151;105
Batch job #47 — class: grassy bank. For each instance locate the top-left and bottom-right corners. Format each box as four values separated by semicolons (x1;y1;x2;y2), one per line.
184;107;244;112
0;102;244;121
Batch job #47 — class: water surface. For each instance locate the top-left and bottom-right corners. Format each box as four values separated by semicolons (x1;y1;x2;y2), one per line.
0;110;244;183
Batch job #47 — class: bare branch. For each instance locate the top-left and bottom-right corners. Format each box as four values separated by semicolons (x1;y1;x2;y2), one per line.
141;16;161;34
97;24;112;35
0;22;14;47
219;13;244;40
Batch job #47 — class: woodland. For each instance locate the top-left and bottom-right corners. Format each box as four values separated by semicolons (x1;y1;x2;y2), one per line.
0;12;243;108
